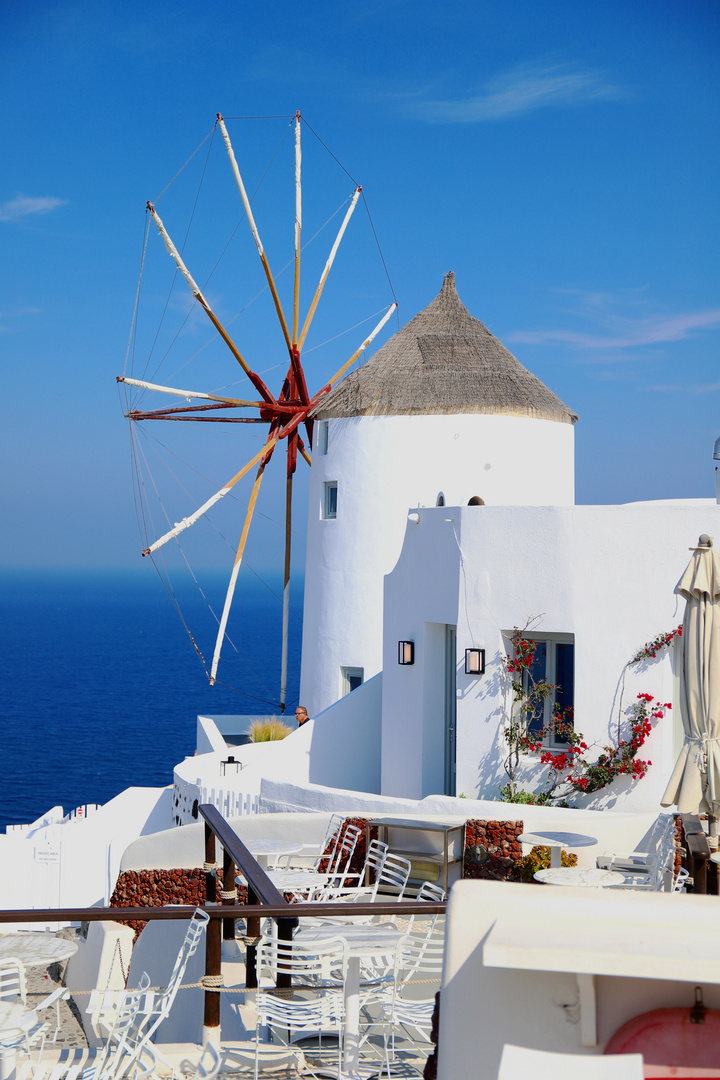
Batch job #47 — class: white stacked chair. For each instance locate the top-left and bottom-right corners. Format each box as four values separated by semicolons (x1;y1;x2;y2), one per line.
88;909;209;1062
266;824;363;900
253;934;347;1080
405;881;447;935
21;973;220;1080
368;932;445;1073
597;814;677;891
0;957;69;1063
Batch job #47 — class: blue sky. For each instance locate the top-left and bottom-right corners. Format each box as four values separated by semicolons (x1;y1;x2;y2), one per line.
2;0;719;585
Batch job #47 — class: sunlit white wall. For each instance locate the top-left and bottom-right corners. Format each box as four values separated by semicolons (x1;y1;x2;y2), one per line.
300;412;575;716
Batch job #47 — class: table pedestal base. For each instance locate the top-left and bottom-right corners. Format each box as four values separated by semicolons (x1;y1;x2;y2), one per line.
0;1046;17;1080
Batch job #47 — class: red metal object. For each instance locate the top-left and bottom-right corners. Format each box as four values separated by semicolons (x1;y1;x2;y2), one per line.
605;1006;720;1069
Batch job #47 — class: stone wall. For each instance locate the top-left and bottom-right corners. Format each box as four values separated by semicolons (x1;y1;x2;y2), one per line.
463;819;524;882
109;868;248;938
321;817;524;886
109;815;525;939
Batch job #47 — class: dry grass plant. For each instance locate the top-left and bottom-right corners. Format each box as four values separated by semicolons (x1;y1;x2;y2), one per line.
248;716;294;742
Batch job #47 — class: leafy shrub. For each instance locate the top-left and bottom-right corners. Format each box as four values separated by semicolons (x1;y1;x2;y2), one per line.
498;785;554;806
517;845;577;883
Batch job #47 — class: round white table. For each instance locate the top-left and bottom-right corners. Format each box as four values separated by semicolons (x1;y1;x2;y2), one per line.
243;839;304;870
266;868;330;892
518;830;598;869
0;933;78;967
534;867;619;888
295;923;404;1079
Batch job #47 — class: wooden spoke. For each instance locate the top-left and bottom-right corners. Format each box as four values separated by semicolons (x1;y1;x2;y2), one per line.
210;457;268;685
280;468;293;713
218;115;293;353
297;187;361;351
147;203;276;405
142;435;281;556
117;376;261;407
292;113;301;349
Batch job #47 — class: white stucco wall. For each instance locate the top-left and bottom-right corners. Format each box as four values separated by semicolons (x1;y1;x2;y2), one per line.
119;812;336;872
381;499;719;811
173;676;383;824
301;412;574;718
439;880;720;1079
0;787;172;919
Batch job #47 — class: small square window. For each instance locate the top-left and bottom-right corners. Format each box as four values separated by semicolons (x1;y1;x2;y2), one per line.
323;481;338;519
341;666;363;696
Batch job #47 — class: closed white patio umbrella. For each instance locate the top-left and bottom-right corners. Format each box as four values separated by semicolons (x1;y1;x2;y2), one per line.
662;535;720;823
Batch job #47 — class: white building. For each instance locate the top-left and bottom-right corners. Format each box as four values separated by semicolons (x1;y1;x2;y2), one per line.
300;272;577;717
296;272;719;813
379;498;717;808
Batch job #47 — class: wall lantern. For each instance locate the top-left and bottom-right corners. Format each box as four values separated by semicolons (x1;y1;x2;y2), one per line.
221;755;243;776
398;641;415;665
465;648;485;676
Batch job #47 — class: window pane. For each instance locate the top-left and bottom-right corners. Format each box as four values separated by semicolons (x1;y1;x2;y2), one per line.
318;421;328;455
323;481;337;519
523;640;546;737
554;642;575;737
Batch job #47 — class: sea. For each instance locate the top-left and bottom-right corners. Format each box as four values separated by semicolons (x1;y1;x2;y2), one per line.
0;569;303;831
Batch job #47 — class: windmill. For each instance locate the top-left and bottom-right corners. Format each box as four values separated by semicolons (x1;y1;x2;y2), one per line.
117;113;396;712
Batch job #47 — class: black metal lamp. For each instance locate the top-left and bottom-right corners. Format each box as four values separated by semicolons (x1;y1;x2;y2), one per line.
398;641;415;665
465;648;485;675
221;755;242;776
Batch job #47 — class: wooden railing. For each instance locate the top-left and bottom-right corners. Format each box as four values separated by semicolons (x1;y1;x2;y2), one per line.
679;813;718;895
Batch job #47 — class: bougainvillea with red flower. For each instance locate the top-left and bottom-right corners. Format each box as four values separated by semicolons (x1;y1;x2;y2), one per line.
630;626;682;664
500;627;671;805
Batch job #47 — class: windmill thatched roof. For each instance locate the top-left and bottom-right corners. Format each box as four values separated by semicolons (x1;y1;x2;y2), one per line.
312;272;578;423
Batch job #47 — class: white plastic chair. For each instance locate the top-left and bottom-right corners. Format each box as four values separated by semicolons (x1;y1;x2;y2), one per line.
0;957;68;1058
405;882;446;936
254;934;347;1080
320;839;389;903
283;813;346;870
498;1043;643;1079
599;814;677;891
673;866;690;892
597;814;676;876
89;909;209;1057
371;932;445;1071
23;974;220;1080
267;824;363;901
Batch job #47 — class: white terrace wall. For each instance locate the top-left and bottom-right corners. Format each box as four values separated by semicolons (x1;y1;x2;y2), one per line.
439;880;720;1079
0;787;172;920
301;413;574;719
119;811;335;872
381;499;720;810
173;676;383;825
258;778;663;867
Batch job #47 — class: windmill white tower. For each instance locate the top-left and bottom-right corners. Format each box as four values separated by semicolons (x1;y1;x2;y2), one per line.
299;272;578;717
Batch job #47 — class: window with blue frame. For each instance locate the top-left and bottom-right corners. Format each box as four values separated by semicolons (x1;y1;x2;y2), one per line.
521;634;575;746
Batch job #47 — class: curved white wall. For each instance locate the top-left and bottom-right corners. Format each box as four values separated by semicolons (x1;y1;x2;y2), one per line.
300;412;574;716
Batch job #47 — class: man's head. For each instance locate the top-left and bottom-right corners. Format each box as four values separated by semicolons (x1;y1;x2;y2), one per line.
295;706;308;725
